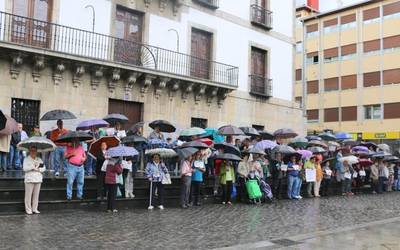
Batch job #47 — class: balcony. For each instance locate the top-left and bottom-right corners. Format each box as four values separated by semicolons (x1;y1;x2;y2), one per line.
193;0;219;9
250;4;273;30
249;75;272;97
0;11;238;88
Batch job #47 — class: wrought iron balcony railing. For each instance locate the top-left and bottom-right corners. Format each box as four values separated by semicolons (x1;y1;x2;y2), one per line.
250;4;273;30
0;11;238;87
249;75;272;97
193;0;219;9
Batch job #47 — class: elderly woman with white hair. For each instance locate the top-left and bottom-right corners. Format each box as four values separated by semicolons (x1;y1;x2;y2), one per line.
23;146;45;214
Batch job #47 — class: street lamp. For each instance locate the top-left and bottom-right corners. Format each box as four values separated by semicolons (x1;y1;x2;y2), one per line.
168;28;179;52
85;5;95;32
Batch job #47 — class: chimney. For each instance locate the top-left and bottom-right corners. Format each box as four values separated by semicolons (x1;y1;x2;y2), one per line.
307;0;319;11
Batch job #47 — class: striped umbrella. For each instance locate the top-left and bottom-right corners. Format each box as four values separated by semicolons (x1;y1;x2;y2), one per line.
106;145;138;158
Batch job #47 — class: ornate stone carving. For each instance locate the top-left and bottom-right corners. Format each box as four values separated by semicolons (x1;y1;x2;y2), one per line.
154;77;170;99
90;66;103;90
173;0;183;15
125;72;140;92
168;80;180;100
159;0;167;12
32;55;45;82
206;87;218;105
140;74;156;96
10;53;24;79
144;0;152;7
108;68;121;93
217;89;231;107
72;65;85;88
181;82;194;102
53;61;66;85
194;84;207;104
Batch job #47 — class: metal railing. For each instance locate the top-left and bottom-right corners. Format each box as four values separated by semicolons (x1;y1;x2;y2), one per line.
249;75;272;97
250;4;273;30
0;11;238;87
193;0;219;9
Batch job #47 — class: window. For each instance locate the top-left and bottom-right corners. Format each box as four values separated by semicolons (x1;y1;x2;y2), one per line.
383;68;400;85
252;124;264;131
341;43;357;60
341;74;357;90
323;18;338;34
295;69;302;81
383;2;400;20
324;77;339;91
324;47;338;63
11;98;40;134
307;109;319;122
363;39;381;56
384;103;400;119
383;35;400;53
306;23;318;38
306;52;319;64
341;106;357;121
340;13;356;30
191;28;212;79
364;105;382;120
250;47;270;96
295;96;303;107
363;7;380;24
296;42;303;53
363;71;381;87
307;80;319;94
191;117;208;129
324;108;339;122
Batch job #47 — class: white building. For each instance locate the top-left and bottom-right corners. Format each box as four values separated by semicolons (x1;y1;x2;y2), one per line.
0;0;304;134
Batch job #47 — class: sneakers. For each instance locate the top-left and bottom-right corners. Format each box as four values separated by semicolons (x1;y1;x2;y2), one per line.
55;172;60;177
26;211;33;215
222;202;226;205
148;205;154;210
33;210;40;214
158;205;164;210
112;209;118;213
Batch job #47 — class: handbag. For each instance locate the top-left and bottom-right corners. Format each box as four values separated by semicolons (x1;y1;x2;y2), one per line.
162;173;172;185
116;174;124;185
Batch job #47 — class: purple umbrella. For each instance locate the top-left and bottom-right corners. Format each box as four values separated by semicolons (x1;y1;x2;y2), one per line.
106;145;138;158
273;128;298;139
255;140;277;151
352;146;369;154
297;149;313;159
76;119;109;131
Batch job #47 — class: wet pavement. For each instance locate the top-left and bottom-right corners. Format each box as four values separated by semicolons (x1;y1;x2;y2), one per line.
1;192;400;250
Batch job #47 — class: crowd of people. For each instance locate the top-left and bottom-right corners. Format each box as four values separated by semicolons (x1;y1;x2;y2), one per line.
1;116;400;215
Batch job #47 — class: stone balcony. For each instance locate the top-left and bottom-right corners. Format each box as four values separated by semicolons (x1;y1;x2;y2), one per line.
0;11;238;105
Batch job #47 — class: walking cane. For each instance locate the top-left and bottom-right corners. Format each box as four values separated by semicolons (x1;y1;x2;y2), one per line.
148;180;153;210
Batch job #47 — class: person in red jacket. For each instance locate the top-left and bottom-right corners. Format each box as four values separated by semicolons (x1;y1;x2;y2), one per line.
105;158;123;213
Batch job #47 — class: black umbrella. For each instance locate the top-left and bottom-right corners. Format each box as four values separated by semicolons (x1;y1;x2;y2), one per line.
121;135;148;145
0;110;6;131
40;109;76;121
259;131;274;140
103;114;129;124
218;125;244;136
248;147;265;155
308;146;326;154
175;147;199;160
239;127;260;136
213;153;242;162
359;141;378;150
342;139;357;147
127;121;145;135
306;135;322;141
55;131;93;143
180;141;209;149
271;145;296;155
149;120;176;133
214;142;241;156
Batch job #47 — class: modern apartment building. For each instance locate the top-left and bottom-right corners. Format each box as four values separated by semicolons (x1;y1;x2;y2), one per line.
0;0;304;135
295;0;400;143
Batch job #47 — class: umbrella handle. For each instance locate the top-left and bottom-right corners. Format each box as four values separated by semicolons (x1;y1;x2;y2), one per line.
149;180;152;208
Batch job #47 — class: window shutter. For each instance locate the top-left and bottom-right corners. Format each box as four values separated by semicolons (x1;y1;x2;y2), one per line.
324;108;339;122
324;47;338;58
341;75;357;90
363;7;380;21
341;44;357;56
383;69;400;85
384;103;400;119
306;23;318;33
363;39;381;52
324;77;339;91
341;106;357;121
383;2;400;16
307;109;319;120
307;80;319;94
383;35;400;49
363;71;381;87
341;13;356;24
295;69;302;81
323;18;338;27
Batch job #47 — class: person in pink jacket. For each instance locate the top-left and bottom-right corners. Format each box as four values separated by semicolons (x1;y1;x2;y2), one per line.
104;158;123;213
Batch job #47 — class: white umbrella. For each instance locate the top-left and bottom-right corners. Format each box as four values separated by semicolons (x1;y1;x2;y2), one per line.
17;136;56;152
339;155;359;165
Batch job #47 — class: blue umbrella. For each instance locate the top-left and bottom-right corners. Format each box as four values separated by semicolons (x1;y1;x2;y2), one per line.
335;132;352;140
106;145;138;158
76;119;109;131
204;128;225;143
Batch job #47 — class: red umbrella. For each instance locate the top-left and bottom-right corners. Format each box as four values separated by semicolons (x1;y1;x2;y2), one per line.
196;138;213;146
89;136;120;159
359;158;374;167
0;115;18;135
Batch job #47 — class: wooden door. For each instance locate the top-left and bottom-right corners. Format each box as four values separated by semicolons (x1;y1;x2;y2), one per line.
190;28;212;79
114;7;143;65
108;99;143;130
251;47;267;93
12;0;52;48
254;0;267;23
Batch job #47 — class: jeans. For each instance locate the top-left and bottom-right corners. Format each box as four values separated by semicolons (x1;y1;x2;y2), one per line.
0;152;7;170
287;175;298;199
84;155;95;176
106;184;117;210
53;146;67;173
150;182;164;206
180;176;192;206
321;178;331;196
191;181;202;205
294;177;302;197
8;145;22;169
66;164;85;199
342;178;352;193
378;176;387;194
307;182;315;197
394;178;400;191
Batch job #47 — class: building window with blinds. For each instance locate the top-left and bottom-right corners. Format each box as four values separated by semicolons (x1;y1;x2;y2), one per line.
364;105;382;120
341;43;357;60
363;7;380;24
383;68;400;85
307;109;319;123
324;47;338;63
323;18;338;34
383;1;400;20
324;108;339;122
306;51;319;64
324;77;339;91
340;13;356;30
363;71;381;87
383;35;400;53
306;23;318;38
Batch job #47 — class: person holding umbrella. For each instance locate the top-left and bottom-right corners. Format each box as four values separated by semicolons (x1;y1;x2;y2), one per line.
145;153;168;210
220;159;235;205
148;126;164;140
64;138;87;200
50;120;68;177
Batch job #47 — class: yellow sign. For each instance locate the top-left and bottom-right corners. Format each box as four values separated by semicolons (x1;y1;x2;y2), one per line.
362;132;400;140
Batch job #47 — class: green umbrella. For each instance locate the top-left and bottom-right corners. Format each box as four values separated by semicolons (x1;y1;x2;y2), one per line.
318;132;336;141
289;137;308;149
180;127;206;137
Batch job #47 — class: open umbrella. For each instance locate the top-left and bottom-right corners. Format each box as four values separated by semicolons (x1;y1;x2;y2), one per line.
180;127;206;137
372;151;391;158
273;128;298;139
180;141;209;149
339;155;359;164
259;131;274;140
213;153;242;162
196;138;213;146
0;110;6;131
248;147;266;155
218;125;244;136
342;139;357;147
377;144;391;153
40;109;76;121
107;145;138;158
359;158;374;167
335;132;352;140
297;149;313;159
55;131;93;143
255;140;277;151
289;137;309;149
17;136;56;152
103;114;129;124
271;145;296;155
318;132;336;141
0;114;18;135
360;141;378;150
121;135;148;145
283;152;303;163
328;141;341;152
306;135;322;141
145;148;177;158
89;136;120;158
384;155;399;163
175;147;199;160
308;140;328;148
76;119;109;131
214;142;241;156
239;127;260;136
203;128;225;143
308;146;326;154
352;146;369;155
149;120;176;133
127;121;145;135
